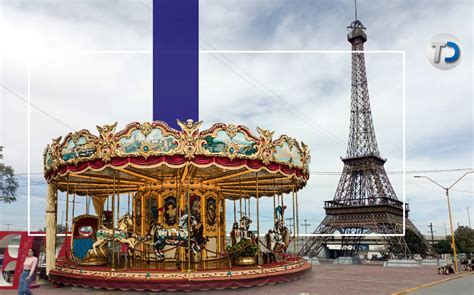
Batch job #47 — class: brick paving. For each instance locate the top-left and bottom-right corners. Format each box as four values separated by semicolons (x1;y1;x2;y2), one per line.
0;263;459;295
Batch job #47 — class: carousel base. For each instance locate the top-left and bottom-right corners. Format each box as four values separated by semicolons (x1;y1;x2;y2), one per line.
49;256;311;291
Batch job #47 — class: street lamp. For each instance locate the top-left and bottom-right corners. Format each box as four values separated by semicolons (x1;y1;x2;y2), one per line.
414;171;473;273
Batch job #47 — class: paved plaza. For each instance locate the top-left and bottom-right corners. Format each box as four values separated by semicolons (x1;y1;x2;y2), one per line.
2;263;472;295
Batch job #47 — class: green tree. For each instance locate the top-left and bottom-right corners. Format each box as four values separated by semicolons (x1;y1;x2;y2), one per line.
432;227;474;256
0;147;19;203
454;226;474;255
433;238;452;254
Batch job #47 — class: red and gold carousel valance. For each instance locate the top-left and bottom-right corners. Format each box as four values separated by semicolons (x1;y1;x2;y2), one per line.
43;119;310;197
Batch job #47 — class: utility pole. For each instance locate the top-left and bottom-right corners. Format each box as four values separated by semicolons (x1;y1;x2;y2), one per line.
5;223;12;231
467;207;471;229
442;223;448;236
301;219;311;235
414;171;474;273
427;223;435;245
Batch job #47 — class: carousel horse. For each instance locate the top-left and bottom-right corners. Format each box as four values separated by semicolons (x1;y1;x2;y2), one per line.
230;216;255;245
264;220;290;262
275;220;290;249
149;213;206;262
264;229;278;263
230;222;242;245
89;213;138;258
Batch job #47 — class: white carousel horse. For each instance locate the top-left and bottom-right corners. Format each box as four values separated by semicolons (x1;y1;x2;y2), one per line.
230;222;242;245
275;220;290;249
149;214;205;261
230;216;254;245
264;220;291;262
89;213;138;258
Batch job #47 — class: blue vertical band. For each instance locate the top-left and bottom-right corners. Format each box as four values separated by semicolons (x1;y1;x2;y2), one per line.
153;0;199;129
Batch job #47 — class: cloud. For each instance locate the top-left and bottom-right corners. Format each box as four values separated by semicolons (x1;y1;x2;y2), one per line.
0;0;472;234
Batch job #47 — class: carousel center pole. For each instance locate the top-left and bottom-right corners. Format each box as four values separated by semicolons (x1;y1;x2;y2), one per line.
239;181;242;222
292;187;296;256
295;187;300;254
127;191;130;214
256;172;260;264
45;183;57;275
233;186;237;223
273;180;276;222
71;188;76;255
65;177;70;257
117;177;120;265
244;193;247;216
112;171;116;271
186;163;192;272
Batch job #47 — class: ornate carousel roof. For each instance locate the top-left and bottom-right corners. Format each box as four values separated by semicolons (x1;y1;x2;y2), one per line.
43;119;310;198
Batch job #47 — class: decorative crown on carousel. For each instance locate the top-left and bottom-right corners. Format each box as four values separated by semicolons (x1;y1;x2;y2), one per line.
43;119;310;189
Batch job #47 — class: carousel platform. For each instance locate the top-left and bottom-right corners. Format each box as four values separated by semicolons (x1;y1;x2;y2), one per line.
49;256;311;291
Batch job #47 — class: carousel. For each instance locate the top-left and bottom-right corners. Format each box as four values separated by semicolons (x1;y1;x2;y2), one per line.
43;119;311;291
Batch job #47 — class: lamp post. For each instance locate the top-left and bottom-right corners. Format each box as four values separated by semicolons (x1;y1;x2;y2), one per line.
467;207;471;229
414;171;473;273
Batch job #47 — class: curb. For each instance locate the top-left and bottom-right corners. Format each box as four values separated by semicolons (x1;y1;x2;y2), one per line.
391;272;473;295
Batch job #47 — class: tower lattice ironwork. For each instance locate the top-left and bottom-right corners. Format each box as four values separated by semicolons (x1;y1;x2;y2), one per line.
300;18;434;259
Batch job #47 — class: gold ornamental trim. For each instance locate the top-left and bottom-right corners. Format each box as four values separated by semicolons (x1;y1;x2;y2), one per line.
44;119;311;178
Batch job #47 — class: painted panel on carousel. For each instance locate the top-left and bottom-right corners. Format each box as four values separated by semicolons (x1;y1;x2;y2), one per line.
205;197;217;226
202;130;257;157
274;137;303;168
44;147;53;169
61;135;96;162
117;128;178;155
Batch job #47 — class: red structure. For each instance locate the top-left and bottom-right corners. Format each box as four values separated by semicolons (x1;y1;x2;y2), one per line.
0;231;43;290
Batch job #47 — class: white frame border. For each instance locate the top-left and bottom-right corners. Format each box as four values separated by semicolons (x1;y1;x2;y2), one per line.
27;50;406;237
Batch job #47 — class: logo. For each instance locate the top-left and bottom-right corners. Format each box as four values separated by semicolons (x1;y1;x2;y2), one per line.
427;33;462;70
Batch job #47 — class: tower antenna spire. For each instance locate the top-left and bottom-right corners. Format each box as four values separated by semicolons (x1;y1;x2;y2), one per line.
354;0;358;21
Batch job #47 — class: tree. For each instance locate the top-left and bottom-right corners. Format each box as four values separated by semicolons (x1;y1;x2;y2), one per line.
432;227;474;256
454;226;474;255
0;147;19;203
433;238;452;254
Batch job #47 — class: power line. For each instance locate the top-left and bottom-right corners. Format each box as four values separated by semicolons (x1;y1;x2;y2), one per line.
138;0;152;12
200;40;345;146
1;84;76;130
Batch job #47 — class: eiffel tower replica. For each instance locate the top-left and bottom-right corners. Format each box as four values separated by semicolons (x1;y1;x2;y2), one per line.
300;15;434;259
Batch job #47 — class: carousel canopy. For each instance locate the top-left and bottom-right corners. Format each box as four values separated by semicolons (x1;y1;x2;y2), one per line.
43;119;310;198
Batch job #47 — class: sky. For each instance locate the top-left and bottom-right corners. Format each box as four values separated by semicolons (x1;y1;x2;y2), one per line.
0;0;472;238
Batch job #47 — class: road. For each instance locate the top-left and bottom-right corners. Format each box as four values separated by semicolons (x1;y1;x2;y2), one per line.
409;274;473;295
